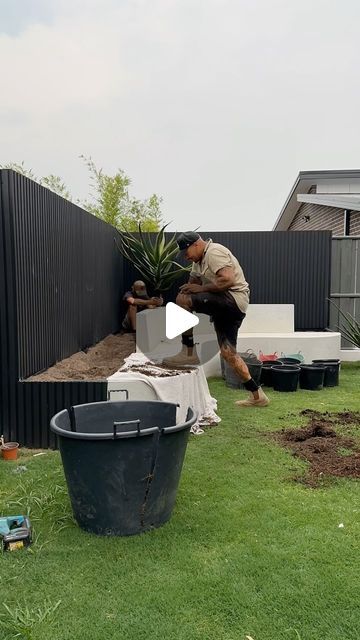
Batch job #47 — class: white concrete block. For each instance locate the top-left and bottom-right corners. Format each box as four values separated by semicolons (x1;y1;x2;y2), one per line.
140;331;341;378
236;331;341;363
136;308;166;353
194;305;294;335
137;304;295;354
200;331;341;377
193;313;214;336
340;349;360;362
135;304;341;377
241;305;294;333
107;376;159;401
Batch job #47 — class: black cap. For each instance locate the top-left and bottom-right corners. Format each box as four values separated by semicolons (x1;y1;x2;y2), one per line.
176;231;201;251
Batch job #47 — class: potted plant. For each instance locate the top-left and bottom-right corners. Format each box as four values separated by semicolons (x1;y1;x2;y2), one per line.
115;223;190;296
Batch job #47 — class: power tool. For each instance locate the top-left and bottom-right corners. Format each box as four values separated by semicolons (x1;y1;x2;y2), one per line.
0;515;32;551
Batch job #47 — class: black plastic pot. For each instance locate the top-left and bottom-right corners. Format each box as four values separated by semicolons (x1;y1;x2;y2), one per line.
260;360;282;387
50;401;196;536
271;365;300;392
277;357;302;365
223;355;262;389
312;360;340;387
299;364;325;390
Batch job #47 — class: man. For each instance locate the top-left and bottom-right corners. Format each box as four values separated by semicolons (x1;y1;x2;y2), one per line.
162;232;269;407
122;280;163;332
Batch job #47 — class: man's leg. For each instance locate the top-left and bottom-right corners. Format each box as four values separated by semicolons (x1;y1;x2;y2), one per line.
127;304;137;331
162;293;200;366
215;321;269;407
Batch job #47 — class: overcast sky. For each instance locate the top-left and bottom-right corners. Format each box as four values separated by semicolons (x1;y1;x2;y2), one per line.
0;0;359;232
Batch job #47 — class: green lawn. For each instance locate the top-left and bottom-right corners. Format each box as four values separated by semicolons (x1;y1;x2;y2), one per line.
1;363;360;640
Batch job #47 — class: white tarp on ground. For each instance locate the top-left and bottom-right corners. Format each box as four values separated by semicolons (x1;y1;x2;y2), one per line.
108;353;221;435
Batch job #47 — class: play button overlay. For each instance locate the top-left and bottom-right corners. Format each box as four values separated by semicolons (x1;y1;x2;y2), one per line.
165;302;199;339
135;303;219;367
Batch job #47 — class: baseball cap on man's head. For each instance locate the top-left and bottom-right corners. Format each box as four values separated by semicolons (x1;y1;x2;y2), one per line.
132;280;147;292
176;231;201;252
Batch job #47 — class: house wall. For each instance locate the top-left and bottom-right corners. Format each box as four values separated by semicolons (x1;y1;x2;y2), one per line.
289;182;360;235
350;211;360;235
289;202;345;234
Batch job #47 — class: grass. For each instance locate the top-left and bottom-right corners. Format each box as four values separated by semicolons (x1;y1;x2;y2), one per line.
0;363;359;639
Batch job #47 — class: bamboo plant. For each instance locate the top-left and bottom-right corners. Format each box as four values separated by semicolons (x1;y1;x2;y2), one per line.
115;223;191;294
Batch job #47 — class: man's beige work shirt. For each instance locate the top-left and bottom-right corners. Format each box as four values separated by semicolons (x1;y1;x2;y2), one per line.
191;239;250;313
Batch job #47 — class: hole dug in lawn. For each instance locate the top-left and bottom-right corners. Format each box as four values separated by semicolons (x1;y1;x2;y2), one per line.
272;410;360;486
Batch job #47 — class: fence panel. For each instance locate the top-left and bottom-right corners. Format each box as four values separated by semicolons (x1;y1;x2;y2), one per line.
330;236;360;348
0;170;121;445
3;170;123;379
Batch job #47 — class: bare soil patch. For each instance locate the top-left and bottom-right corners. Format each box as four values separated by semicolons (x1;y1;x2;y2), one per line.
27;333;136;381
271;410;360;486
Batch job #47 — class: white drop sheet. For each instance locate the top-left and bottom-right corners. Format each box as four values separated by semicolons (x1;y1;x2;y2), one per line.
108;353;220;434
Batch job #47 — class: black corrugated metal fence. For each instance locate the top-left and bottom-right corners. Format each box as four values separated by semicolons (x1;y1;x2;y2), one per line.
0;170;119;446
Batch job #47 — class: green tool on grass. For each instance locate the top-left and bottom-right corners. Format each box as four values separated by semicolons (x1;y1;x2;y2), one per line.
0;515;32;551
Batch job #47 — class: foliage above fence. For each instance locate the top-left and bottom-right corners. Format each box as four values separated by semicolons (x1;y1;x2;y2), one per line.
0;156;163;231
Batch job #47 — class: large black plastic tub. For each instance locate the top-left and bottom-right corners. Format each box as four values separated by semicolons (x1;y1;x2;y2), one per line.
271;365;300;392
299;364;325;390
312;360;340;387
50;401;196;536
260;360;282;387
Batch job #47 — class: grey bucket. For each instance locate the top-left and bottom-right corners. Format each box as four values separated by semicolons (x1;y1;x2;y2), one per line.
221;352;262;389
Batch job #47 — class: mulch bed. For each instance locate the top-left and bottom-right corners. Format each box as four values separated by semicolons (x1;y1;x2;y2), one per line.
27;333;196;381
271;410;360;486
27;333;136;381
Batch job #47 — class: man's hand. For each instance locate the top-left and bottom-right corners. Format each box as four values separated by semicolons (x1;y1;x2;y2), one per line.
150;296;163;307
179;283;204;294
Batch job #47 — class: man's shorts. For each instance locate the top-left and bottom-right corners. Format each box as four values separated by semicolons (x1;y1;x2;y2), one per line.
190;291;246;348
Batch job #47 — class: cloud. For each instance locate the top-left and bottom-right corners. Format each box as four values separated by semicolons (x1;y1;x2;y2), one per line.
1;0;360;230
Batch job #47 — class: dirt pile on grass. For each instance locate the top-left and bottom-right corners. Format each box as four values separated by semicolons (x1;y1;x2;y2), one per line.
299;408;360;425
273;410;360;486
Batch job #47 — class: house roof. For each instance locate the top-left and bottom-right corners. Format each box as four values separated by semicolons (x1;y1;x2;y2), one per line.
273;170;360;230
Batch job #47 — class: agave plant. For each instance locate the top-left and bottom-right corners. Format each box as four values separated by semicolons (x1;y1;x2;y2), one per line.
115;223;191;293
330;300;360;348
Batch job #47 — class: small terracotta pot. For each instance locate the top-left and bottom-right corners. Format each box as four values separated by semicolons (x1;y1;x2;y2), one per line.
1;442;19;460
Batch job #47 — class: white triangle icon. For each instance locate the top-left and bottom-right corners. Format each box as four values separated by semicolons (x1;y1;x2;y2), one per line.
165;302;199;340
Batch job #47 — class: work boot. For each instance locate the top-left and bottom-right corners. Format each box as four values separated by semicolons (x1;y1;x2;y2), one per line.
162;345;200;368
235;386;270;407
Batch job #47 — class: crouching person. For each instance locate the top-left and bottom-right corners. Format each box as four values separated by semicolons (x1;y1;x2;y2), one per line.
122;280;163;333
